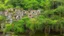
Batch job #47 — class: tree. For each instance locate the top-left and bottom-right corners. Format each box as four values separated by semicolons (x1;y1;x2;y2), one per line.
40;0;51;10
21;0;39;10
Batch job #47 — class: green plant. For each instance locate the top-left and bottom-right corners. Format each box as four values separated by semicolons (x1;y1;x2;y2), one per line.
12;20;25;33
5;24;12;32
0;15;6;23
5;19;25;34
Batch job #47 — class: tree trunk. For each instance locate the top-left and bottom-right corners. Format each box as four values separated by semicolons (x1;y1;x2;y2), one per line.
60;24;62;36
44;24;49;36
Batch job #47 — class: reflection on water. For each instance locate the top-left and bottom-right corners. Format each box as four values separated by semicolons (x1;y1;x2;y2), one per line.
0;31;63;36
14;31;62;36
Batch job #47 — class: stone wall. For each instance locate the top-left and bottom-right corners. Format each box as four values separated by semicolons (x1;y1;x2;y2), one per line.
0;8;41;24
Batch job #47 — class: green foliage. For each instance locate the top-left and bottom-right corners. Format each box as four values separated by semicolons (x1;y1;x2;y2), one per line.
0;0;64;10
5;24;12;32
0;3;5;11
22;0;39;10
0;0;52;10
22;17;30;21
13;21;25;33
5;19;25;33
0;15;5;21
0;15;6;23
12;19;26;33
40;0;51;10
26;18;38;31
26;16;45;31
1;0;64;35
54;6;64;15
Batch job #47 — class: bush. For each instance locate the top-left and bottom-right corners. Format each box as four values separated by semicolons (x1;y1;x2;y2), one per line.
0;15;6;23
5;24;12;32
5;19;25;34
12;20;25;33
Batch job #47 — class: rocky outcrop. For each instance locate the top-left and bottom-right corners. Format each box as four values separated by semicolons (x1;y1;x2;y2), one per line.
0;8;41;24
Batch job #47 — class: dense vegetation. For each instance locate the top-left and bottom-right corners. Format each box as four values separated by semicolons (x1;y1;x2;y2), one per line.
0;0;63;10
0;0;64;36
